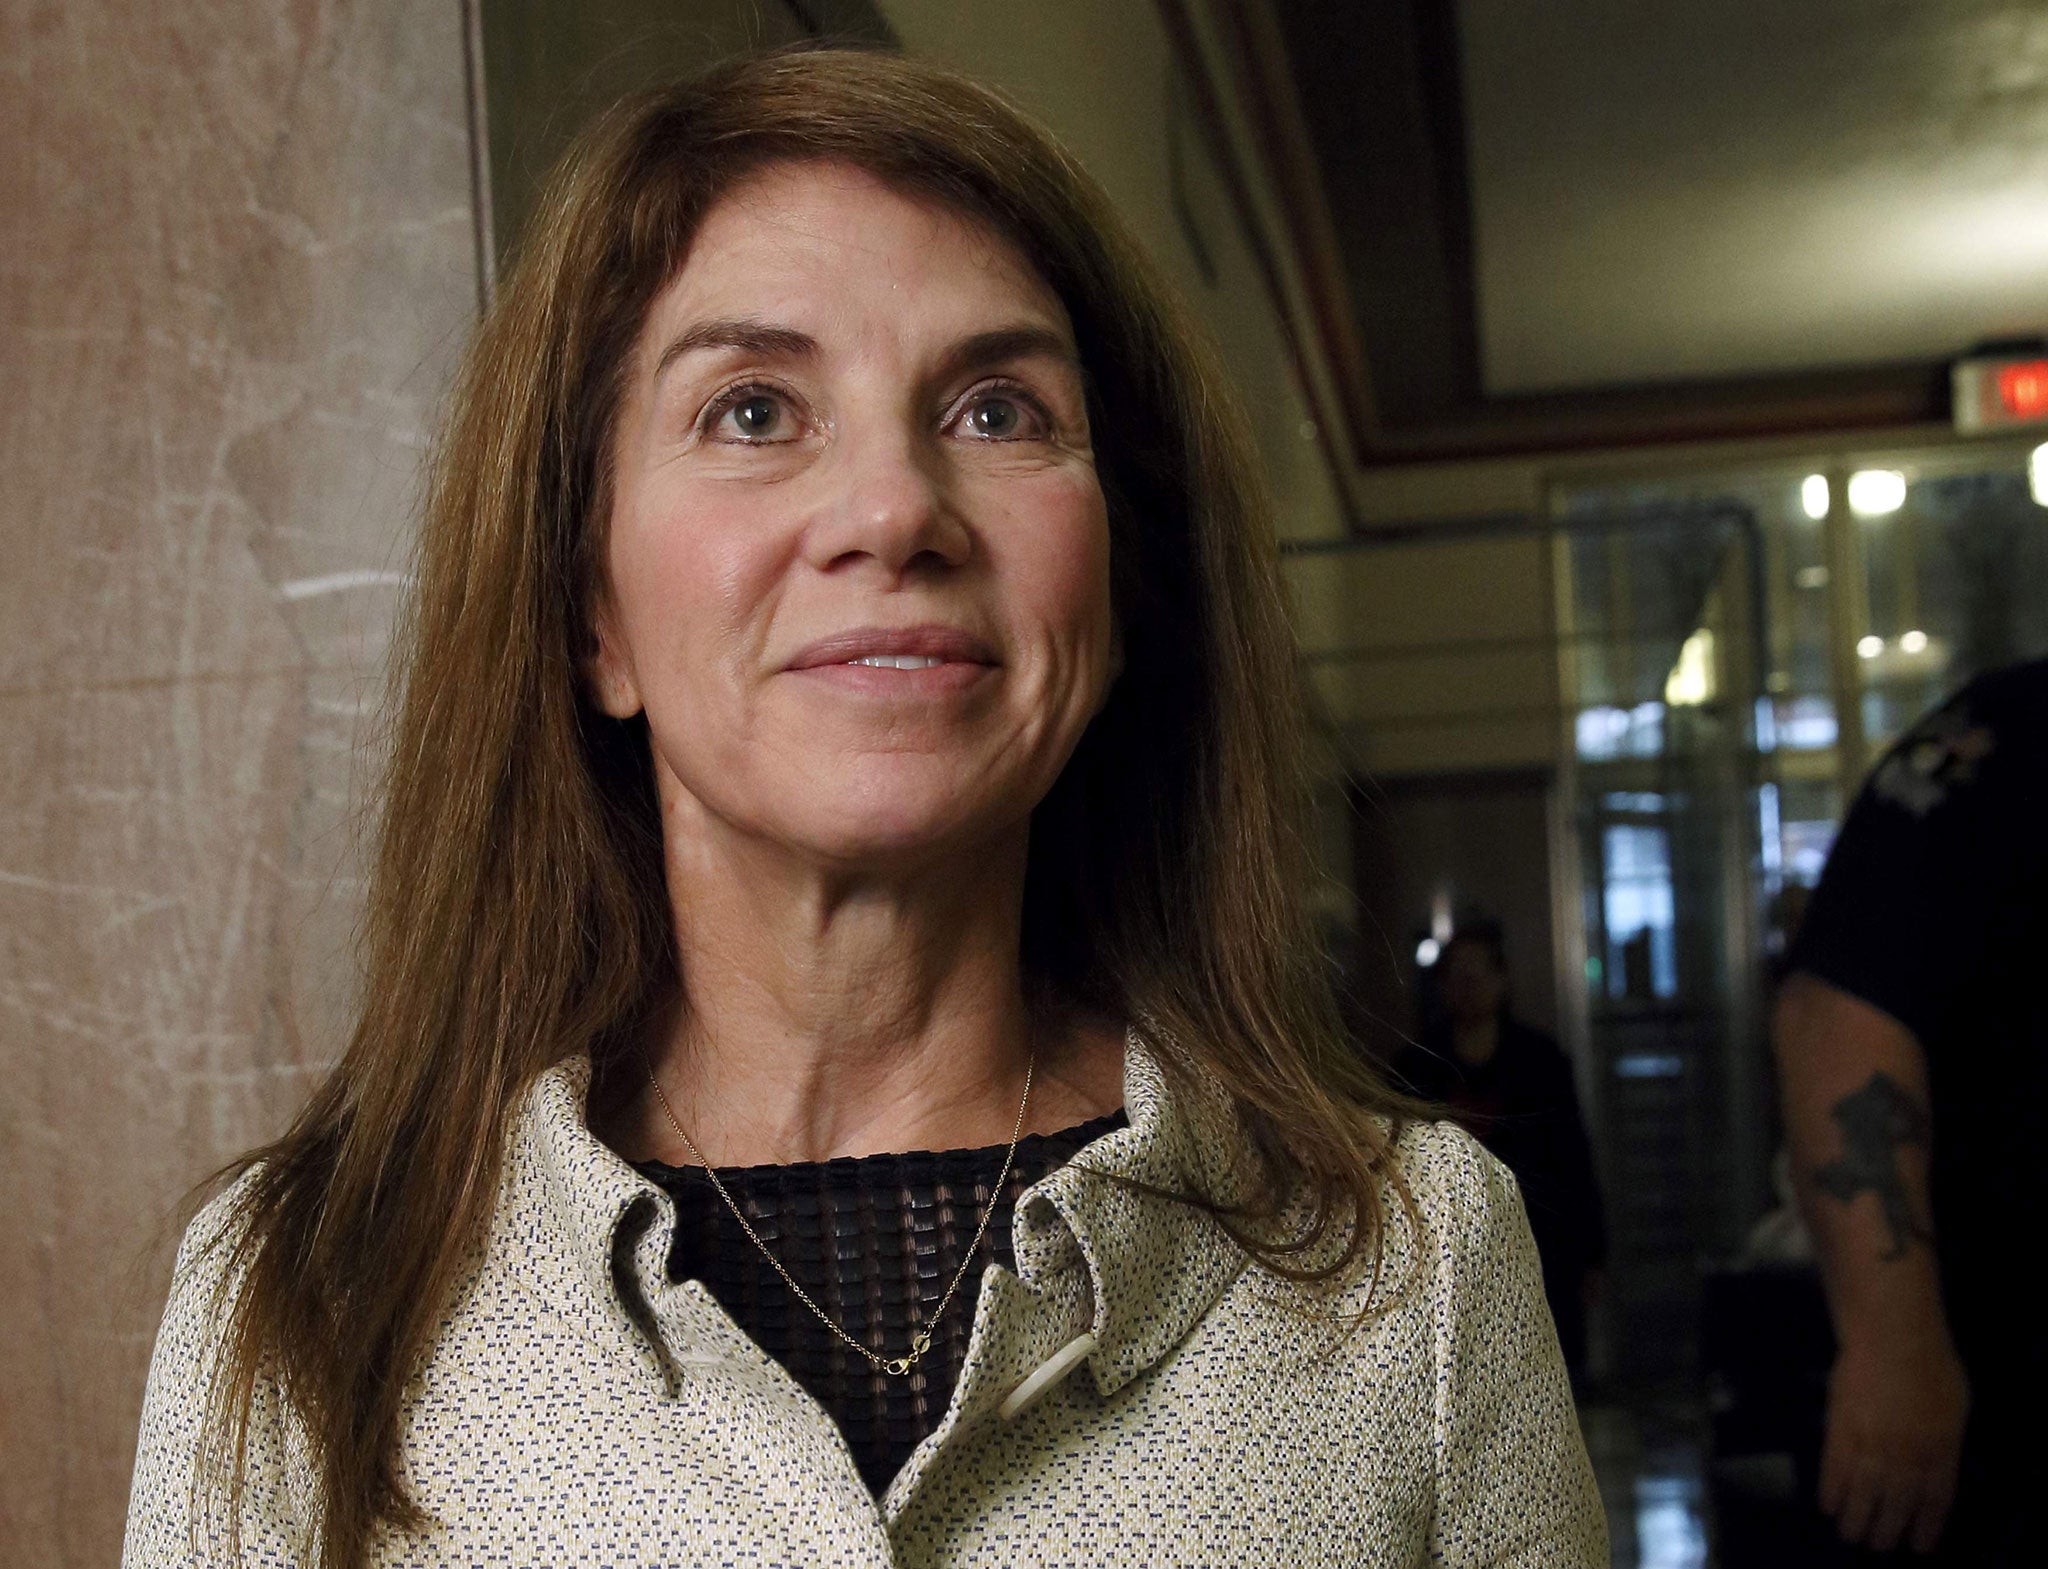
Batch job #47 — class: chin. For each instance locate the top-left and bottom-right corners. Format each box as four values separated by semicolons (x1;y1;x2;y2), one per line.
777;767;1032;871
668;742;1054;873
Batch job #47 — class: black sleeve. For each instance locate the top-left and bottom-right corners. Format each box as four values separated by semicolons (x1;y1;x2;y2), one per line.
1534;1037;1607;1272
1498;1027;1607;1275
1788;664;2046;1047
1553;1050;1607;1269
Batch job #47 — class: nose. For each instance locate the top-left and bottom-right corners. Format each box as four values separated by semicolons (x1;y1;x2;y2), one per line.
802;426;972;580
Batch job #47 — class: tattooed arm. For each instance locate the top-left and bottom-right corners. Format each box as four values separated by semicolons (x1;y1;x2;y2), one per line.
1772;972;1968;1556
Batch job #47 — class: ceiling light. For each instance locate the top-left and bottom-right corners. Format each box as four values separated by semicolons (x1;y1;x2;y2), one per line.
1800;474;1829;519
1415;937;1440;968
1848;469;1907;516
1858;635;1884;659
1430;891;1453;944
1900;629;1929;654
1665;627;1716;706
2030;442;2048;508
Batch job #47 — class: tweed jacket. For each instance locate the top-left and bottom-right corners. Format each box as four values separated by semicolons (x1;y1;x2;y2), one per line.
124;1033;1608;1566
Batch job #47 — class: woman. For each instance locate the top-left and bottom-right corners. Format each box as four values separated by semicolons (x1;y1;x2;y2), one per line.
1394;923;1607;1383
124;48;1604;1567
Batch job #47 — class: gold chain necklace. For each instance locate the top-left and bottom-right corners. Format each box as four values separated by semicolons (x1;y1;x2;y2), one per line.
644;1051;1036;1377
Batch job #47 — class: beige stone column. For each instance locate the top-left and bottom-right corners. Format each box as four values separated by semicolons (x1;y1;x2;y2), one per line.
0;3;477;1561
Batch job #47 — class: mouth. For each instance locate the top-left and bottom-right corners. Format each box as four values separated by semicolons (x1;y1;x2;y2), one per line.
785;624;998;699
786;625;999;672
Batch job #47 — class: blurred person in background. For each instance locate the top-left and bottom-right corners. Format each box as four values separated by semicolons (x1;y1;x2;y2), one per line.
1394;922;1608;1385
1774;655;2048;1563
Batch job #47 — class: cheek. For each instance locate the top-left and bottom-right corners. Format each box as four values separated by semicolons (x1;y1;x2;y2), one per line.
608;493;789;679
998;473;1114;648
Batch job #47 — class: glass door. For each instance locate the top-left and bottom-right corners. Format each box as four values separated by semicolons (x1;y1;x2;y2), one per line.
1556;491;1768;1387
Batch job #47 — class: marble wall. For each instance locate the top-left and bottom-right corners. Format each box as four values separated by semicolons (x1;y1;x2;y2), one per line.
0;2;476;1561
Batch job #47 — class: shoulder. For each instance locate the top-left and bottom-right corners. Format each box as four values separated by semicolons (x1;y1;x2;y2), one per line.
1956;660;2048;786
1955;656;2048;724
1299;1117;1532;1313
1390;1114;1524;1222
135;1166;270;1444
1855;660;2048;823
126;1167;314;1565
158;1168;263;1344
1376;1119;1547;1313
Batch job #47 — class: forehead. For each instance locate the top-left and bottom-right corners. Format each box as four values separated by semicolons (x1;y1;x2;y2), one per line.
640;159;1071;355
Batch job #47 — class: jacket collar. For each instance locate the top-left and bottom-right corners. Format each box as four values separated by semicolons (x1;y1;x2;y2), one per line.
505;1025;1255;1402
1011;1027;1253;1397
497;1055;702;1380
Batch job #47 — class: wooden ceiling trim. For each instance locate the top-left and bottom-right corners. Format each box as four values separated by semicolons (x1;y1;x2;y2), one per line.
1159;0;1950;475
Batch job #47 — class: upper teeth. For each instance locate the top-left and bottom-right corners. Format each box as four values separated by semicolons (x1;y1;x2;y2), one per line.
848;654;945;669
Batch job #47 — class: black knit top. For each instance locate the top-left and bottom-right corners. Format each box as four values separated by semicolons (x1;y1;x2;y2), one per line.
635;1109;1127;1495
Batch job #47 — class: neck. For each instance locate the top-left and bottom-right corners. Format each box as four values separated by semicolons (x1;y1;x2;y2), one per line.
1450;1014;1502;1066
610;799;1124;1167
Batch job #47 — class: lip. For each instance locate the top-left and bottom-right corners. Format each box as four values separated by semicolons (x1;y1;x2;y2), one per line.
785;624;999;672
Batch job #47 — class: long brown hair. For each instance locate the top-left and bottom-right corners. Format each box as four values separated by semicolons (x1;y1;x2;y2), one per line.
200;44;1412;1565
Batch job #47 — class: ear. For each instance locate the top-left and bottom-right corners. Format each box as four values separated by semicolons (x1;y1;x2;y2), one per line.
583;597;645;720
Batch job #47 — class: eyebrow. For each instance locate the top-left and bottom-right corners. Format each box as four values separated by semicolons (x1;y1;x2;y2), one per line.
931;324;1081;383
653;318;819;383
650;318;1079;388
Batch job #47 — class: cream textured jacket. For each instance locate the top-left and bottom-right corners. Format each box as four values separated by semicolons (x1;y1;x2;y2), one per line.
124;1035;1608;1566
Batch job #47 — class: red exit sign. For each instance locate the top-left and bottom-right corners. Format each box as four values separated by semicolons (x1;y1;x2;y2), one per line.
1953;353;2048;432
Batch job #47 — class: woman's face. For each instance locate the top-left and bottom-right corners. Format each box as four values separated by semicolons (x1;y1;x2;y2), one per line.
592;160;1116;872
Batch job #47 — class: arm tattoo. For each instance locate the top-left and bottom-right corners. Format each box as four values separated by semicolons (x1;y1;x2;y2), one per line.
1813;1072;1934;1260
